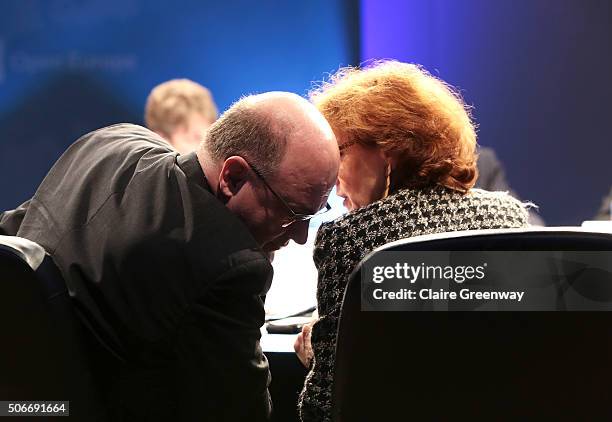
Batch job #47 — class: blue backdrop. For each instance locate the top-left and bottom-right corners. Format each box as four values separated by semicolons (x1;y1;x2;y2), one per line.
0;0;359;210
3;1;610;225
362;0;612;225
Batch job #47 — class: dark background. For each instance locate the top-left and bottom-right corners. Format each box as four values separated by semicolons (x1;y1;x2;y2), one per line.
0;0;610;225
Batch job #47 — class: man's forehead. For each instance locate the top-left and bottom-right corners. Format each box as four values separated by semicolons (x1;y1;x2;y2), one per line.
275;167;334;212
258;92;339;211
279;132;338;193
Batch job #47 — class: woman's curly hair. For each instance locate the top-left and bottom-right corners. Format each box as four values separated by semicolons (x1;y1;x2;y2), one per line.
310;60;478;193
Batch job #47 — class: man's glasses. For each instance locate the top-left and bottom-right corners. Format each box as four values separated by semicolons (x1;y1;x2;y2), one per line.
246;160;332;228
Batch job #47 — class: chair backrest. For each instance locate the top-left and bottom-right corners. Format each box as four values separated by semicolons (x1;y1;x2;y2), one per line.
332;228;612;421
0;236;107;420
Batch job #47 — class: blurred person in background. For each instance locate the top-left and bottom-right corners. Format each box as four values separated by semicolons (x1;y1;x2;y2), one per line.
594;186;612;220
476;146;545;225
145;78;219;154
295;60;531;422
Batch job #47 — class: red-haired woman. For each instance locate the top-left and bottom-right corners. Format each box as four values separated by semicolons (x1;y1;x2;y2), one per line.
296;60;531;422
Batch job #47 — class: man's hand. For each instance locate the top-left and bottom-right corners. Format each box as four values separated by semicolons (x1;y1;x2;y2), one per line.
294;321;314;368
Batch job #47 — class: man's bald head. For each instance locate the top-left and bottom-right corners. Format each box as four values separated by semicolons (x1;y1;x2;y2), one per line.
198;92;339;252
200;92;336;178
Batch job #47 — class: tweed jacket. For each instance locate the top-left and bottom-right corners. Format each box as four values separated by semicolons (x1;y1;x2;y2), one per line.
298;185;530;422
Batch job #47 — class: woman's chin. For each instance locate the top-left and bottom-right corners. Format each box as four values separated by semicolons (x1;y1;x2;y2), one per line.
344;198;359;211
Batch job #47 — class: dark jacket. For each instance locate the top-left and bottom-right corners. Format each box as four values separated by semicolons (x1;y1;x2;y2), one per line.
10;124;272;421
0;200;29;236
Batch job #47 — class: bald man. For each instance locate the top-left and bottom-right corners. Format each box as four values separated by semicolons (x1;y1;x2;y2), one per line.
9;92;339;421
145;79;219;155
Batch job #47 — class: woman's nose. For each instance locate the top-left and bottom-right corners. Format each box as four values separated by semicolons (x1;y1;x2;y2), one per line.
335;178;346;198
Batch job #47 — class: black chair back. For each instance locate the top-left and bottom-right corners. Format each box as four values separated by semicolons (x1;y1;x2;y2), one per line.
332;229;612;421
0;239;107;420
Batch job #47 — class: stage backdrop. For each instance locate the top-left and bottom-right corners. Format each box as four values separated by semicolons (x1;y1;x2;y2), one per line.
0;0;359;211
362;0;612;226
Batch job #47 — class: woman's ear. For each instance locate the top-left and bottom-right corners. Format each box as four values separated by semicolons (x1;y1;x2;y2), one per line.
383;153;400;198
217;156;250;199
384;151;399;169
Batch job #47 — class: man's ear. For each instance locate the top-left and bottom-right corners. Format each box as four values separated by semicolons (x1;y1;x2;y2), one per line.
217;156;251;200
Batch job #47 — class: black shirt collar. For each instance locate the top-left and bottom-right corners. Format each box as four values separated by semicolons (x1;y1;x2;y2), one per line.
176;152;211;192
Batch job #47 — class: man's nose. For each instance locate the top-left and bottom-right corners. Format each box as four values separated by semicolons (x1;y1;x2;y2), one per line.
288;220;309;245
